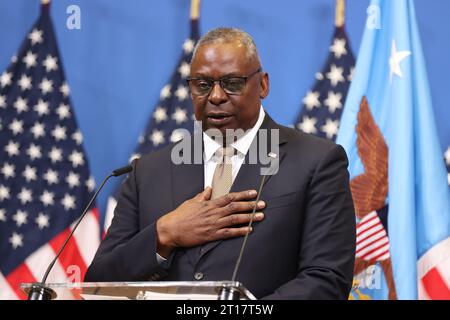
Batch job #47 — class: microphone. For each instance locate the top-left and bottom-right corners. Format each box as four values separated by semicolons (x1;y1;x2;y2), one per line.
218;152;278;300
27;165;133;300
112;165;133;177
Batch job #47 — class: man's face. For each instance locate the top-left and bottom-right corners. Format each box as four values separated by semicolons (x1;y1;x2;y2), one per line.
189;41;269;136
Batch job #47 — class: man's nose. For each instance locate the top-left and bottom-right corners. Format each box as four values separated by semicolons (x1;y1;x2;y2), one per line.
208;81;228;105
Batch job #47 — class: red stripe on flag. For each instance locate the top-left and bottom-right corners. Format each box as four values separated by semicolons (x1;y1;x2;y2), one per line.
356;225;384;245
6;263;37;300
368;247;390;262
358;240;389;261
356;214;378;231
356;229;386;252
422;267;450;300
49;228;87;282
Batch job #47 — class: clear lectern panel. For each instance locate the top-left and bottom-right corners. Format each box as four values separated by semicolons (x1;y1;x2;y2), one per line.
20;281;257;300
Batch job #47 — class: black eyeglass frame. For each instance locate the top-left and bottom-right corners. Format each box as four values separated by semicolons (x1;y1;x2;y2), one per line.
186;68;262;97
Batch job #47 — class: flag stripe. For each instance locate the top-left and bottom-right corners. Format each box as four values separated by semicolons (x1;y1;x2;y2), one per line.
356;224;384;243
421;267;450;300
356;234;389;256
25;244;75;300
355;211;391;262
418;237;450;300
361;243;390;261
369;250;390;262
356;228;387;251
104;197;117;234
418;279;430;300
0;272;19;300
376;252;390;261
356;213;379;234
26;244;63;282
356;211;378;227
417;236;450;278
5;263;36;300
49;228;87;282
437;264;450;289
356;239;389;258
71;209;100;268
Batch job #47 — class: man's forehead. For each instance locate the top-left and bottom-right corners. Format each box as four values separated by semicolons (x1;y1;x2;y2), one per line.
196;42;246;61
191;42;254;74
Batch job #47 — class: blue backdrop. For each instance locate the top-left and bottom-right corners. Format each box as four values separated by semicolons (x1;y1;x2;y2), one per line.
1;0;449;223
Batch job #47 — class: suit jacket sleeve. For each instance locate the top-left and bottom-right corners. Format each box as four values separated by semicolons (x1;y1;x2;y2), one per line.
84;159;172;282
262;144;356;299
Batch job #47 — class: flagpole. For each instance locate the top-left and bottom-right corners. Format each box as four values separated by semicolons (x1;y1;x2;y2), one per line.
40;0;50;11
190;0;201;20
335;0;345;27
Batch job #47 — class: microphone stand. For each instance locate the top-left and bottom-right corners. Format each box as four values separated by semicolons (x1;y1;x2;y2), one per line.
27;165;132;300
218;174;267;300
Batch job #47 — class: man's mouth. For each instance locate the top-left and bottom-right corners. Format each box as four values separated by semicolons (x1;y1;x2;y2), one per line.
206;113;234;126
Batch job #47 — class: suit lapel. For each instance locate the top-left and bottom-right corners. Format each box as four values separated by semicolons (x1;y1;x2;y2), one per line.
198;115;288;260
171;162;204;208
171;132;204;265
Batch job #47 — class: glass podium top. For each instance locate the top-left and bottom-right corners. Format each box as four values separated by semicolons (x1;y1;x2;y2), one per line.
21;281;257;300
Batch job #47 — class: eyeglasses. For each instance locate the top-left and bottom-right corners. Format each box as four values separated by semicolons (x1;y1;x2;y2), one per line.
186;68;262;97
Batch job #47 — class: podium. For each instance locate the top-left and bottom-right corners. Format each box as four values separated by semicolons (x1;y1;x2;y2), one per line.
20;281;257;300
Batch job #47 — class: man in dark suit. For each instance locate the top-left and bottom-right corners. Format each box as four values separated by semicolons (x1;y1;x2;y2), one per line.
85;28;356;299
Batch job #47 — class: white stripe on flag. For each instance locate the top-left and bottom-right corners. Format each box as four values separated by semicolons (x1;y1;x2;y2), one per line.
356;236;389;257
0;272;18;300
362;243;390;261
418;278;430;300
104;196;118;232
71;210;100;266
417;237;450;300
418;236;450;279
25;245;53;281
356;211;378;233
356;228;386;251
437;263;450;289
376;252;390;261
25;244;74;300
356;224;383;243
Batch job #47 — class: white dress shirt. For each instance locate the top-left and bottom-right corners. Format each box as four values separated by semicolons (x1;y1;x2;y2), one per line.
203;106;266;188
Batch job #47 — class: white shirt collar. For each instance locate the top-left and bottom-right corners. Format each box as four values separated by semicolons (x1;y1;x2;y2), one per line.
203;105;266;162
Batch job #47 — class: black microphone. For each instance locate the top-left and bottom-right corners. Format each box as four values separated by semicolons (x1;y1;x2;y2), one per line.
218;153;278;300
27;165;133;300
112;165;133;177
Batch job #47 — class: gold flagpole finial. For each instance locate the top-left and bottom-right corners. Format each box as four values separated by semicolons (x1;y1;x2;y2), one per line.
190;0;201;20
335;0;345;27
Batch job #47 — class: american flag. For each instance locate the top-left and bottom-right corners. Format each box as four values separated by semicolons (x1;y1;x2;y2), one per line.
0;4;100;299
104;19;200;230
445;146;450;187
294;27;355;141
355;209;390;262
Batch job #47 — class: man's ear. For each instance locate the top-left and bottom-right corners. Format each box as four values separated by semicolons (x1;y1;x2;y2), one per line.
260;72;269;99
